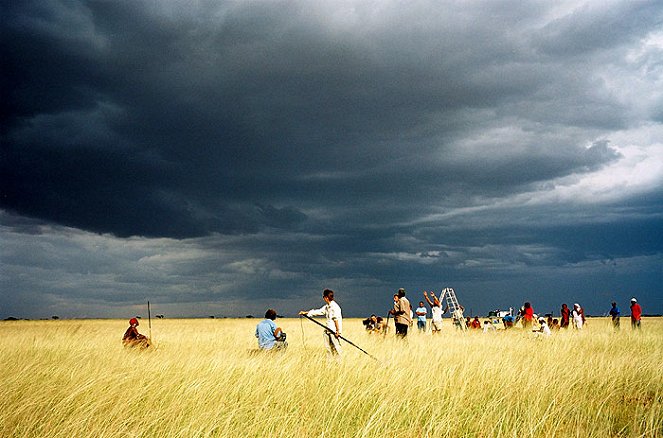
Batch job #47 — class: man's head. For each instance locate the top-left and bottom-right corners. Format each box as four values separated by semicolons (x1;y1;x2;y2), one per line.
419;301;424;307
397;288;406;298
611;301;617;307
323;289;335;303
265;309;277;320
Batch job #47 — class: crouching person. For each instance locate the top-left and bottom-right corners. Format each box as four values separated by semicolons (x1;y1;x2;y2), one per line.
122;317;151;349
256;309;287;351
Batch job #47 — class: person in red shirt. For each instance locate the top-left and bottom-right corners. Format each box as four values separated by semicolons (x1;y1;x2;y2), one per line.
122;317;150;348
521;302;534;329
630;298;642;330
470;316;481;329
560;304;570;329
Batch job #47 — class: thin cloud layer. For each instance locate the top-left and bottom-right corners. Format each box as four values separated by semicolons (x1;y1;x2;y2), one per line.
1;1;662;317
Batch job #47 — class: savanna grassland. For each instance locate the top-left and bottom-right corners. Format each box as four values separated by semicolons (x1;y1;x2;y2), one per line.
1;317;661;437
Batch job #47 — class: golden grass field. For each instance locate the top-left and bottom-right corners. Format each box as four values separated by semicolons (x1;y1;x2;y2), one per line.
1;316;661;437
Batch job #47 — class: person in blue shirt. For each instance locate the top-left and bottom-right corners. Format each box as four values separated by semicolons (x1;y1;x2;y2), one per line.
255;309;287;350
609;302;620;330
415;301;427;332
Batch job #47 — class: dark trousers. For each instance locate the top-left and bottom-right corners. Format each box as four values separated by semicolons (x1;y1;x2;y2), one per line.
395;322;408;337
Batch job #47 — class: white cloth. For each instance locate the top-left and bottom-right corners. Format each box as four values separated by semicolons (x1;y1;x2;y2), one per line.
307;300;343;334
431;306;443;322
572;310;583;329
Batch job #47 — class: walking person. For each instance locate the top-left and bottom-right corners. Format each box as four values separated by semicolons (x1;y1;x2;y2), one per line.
609;301;620;331
630;298;642;330
415;301;427;333
299;289;343;355
389;288;411;337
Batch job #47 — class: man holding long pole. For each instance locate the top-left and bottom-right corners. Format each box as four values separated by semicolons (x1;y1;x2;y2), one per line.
299;289;343;356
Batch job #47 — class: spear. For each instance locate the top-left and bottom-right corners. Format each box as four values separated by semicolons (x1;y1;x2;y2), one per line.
301;314;378;361
147;300;152;342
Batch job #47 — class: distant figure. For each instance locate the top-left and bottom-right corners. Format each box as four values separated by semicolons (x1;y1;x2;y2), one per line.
299;289;343;355
521;302;534;329
550;319;560;330
630;298;642;330
502;314;514;329
465;316;471;329
609;302;620;330
255;309;287;350
482;320;496;333
363;314;382;333
572;303;585;330
415;301;427;332
560;304;571;329
389;288;411;337
470;316;481;330
452;305;465;330
534;317;552;337
424;291;446;334
122;318;150;349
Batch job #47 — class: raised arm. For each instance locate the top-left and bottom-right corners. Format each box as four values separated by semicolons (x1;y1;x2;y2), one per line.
423;291;434;307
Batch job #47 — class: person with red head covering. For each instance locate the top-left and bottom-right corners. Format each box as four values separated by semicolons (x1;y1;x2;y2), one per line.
122;317;150;348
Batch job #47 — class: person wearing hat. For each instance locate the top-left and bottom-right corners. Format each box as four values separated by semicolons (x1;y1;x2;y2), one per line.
630;298;642;330
122;317;150;349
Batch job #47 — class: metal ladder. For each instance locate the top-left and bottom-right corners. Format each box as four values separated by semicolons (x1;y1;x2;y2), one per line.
440;287;466;330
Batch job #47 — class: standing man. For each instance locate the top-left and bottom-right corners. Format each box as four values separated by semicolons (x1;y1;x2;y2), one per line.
609;301;620;330
299;289;343;355
630;298;642;330
560;304;571;329
389;288;411;337
415;301;427;333
255;309;287;350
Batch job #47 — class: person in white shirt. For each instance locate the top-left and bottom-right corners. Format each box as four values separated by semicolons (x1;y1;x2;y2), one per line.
534;317;552;337
423;291;446;334
572;303;585;330
299;289;343;355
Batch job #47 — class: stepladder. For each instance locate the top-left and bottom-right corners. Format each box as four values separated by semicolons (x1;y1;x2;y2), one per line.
440;287;467;330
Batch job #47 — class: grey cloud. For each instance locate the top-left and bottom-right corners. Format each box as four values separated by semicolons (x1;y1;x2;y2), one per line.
2;1;662;317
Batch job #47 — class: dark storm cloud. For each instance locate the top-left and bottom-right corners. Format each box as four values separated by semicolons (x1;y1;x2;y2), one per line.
2;1;662;317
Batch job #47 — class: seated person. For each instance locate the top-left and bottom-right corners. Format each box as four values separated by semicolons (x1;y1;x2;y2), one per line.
255;309;287;350
363;314;383;333
534;316;552;337
470;316;481;329
482;320;496;332
122;317;150;349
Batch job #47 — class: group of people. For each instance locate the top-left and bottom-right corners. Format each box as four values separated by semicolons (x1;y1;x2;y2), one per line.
120;289;646;354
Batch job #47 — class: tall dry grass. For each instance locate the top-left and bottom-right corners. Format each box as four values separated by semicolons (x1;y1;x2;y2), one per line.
1;316;661;437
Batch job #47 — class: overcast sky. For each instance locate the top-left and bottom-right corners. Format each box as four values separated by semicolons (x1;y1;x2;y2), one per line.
2;0;662;319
